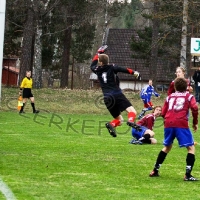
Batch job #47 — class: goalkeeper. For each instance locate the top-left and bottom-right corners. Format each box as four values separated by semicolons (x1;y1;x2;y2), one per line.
90;45;141;137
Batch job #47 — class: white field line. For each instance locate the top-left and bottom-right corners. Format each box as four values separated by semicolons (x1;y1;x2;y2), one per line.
0;178;16;200
0;122;23;125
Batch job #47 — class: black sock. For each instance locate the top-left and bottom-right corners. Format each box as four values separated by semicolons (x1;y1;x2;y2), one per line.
154;150;167;171
142;138;151;144
140;134;151;143
20;103;25;111
143;134;150;140
186;153;195;177
31;102;36;112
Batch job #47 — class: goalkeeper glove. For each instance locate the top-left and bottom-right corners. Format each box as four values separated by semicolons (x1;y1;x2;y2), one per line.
92;45;108;61
97;45;108;54
134;71;141;80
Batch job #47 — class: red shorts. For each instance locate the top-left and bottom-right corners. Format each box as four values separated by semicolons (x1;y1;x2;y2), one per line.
144;102;153;108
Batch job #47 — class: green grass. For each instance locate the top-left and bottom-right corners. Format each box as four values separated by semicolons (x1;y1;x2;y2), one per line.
0;87;200;199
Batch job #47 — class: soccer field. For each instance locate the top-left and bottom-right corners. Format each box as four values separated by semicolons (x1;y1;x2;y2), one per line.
1;111;200;199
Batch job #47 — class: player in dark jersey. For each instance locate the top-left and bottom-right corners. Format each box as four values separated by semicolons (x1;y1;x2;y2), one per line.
149;77;198;181
167;66;193;95
130;106;162;145
90;46;141;137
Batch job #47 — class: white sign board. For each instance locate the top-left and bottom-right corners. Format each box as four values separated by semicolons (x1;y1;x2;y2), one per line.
191;38;200;56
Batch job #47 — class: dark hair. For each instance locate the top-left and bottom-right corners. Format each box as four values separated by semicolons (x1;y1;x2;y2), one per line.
98;54;109;65
174;77;187;92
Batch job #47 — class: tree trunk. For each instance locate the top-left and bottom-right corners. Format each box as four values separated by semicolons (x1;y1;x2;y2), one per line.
19;7;34;85
149;0;160;83
180;0;188;75
33;20;42;88
60;17;73;88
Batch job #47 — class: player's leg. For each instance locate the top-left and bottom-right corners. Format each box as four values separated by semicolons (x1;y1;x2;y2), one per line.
149;138;157;144
130;127;145;144
30;93;39;114
104;95;120;137
138;98;148;119
175;128;198;180
142;102;153;113
139;130;155;144
105;106;122;137
108;115;123;129
149;145;172;177
20;88;29;113
149;127;174;177
184;145;198;181
126;106;141;131
111;93;140;131
19;97;27;113
177;128;198;181
145;102;153;112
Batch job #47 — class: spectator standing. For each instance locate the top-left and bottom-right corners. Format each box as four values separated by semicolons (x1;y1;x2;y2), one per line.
192;67;200;103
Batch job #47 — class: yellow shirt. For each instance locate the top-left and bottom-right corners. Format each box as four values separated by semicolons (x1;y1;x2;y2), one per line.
20;77;33;89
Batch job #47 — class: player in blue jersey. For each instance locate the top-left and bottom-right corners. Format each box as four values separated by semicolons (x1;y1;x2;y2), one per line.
130;106;162;145
138;79;160;119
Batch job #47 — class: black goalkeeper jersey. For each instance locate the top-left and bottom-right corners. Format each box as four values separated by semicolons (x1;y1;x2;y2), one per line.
90;60;133;95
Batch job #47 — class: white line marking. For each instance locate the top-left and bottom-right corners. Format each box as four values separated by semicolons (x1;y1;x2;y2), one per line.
0;177;16;200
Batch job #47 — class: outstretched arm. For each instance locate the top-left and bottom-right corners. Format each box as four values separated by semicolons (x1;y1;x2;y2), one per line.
113;66;141;79
152;88;160;97
90;45;108;73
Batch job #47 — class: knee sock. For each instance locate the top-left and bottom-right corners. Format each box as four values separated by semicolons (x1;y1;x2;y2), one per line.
143;107;153;112
140;134;151;143
31;102;36;112
110;119;120;127
186;153;195;177
142;138;152;144
128;112;136;122
20;103;26;111
143;134;150;140
154;150;167;171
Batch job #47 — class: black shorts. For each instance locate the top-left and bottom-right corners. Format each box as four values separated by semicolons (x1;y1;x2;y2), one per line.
23;88;33;98
104;93;132;118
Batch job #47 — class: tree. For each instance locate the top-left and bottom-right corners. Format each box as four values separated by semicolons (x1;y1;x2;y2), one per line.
59;0;108;88
19;5;35;84
149;0;160;80
4;0;22;58
130;1;182;82
111;0;142;28
4;0;35;84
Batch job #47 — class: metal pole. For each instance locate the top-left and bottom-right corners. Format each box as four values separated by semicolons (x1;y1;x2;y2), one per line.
0;0;6;100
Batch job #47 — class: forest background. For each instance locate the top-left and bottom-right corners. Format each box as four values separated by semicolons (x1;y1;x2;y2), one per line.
4;0;200;89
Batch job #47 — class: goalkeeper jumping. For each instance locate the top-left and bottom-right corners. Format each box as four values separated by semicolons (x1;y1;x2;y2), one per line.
90;45;141;137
